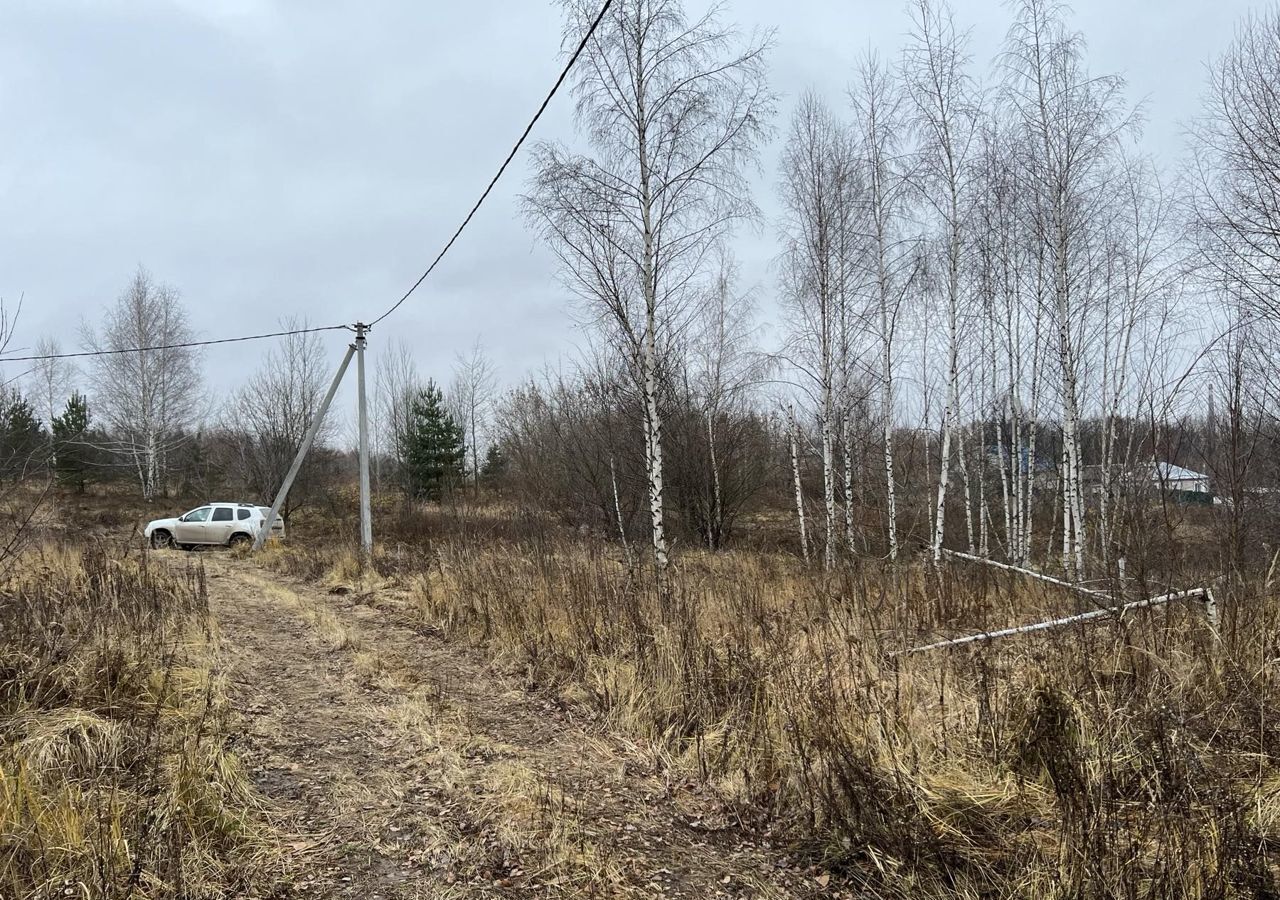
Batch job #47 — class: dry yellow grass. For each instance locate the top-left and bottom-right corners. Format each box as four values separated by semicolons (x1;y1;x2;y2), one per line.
255;575;637;895
244;574;360;651
253;533;1280;899
0;543;280;899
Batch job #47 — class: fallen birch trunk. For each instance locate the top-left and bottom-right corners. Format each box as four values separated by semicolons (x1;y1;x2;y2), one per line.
894;550;1220;655
941;548;1111;600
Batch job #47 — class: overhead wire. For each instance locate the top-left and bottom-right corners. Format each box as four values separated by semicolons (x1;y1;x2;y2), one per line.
0;323;351;363
367;0;615;328
4;0;615;360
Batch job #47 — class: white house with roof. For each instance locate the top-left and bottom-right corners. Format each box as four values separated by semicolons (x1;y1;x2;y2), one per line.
1151;462;1211;494
1108;461;1214;503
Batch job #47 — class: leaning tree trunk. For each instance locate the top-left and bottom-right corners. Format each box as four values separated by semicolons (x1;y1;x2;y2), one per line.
610;453;632;566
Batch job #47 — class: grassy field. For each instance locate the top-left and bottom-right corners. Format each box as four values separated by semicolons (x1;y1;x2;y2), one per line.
259;500;1280;899
0;540;279;898
4;486;1279;897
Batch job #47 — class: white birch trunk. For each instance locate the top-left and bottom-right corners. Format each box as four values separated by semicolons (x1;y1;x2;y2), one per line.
1022;298;1045;566
1023;413;1037;565
636;68;670;588
957;430;976;554
878;249;898;562
706;409;723;552
882;379;898;561
931;189;962;563
932;373;957;562
843;416;856;554
997;394;1012;557
978;443;990;557
145;428;158;502
821;406;836;570
789;407;811;564
641;335;669;581
1060;441;1072;571
611;453;632;566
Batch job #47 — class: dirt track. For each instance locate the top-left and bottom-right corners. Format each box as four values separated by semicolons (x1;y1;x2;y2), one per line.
178;552;830;899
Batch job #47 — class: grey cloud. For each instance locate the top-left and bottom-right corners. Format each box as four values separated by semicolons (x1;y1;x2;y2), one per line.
0;0;1250;413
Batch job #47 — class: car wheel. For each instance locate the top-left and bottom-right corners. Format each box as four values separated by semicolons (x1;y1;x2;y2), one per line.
228;533;252;550
150;530;174;550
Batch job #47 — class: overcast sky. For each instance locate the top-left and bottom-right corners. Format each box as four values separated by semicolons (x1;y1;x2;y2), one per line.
0;0;1251;425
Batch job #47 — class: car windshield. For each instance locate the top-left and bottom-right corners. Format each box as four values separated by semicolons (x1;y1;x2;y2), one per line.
183;507;211;523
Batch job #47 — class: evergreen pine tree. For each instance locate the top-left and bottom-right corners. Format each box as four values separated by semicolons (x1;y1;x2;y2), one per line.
52;393;92;493
480;442;508;483
398;381;465;500
0;390;47;480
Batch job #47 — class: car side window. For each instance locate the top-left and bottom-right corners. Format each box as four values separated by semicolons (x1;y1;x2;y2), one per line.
212;507;233;522
237;509;250;520
185;507;211;523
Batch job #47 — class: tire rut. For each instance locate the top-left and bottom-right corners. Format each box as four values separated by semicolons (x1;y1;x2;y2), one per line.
175;551;826;899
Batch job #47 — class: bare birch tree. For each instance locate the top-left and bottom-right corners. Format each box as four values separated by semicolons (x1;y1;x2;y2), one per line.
449;339;499;497
851;54;915;561
689;252;764;549
903;0;980;563
972;116;1051;564
374;338;422;495
228;320;333;519
1191;6;1280;343
1094;155;1179;559
82;267;202;500
779;92;861;568
1001;0;1130;574
786;404;811;563
26;336;78;431
526;0;773;586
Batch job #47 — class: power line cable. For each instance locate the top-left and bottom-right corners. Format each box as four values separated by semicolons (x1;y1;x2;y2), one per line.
368;0;615;328
5;0;615;356
0;323;351;363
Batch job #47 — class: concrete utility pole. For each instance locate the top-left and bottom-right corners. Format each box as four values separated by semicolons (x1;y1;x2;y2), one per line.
355;323;373;560
254;340;356;551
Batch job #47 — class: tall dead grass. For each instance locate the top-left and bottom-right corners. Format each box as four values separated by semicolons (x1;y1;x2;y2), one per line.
261;514;1280;897
0;543;277;899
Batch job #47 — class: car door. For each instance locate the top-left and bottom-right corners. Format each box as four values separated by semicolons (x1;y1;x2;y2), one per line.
208;506;236;544
174;507;212;544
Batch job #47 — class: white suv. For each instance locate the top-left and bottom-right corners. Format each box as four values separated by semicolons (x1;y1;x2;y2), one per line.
145;502;266;550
